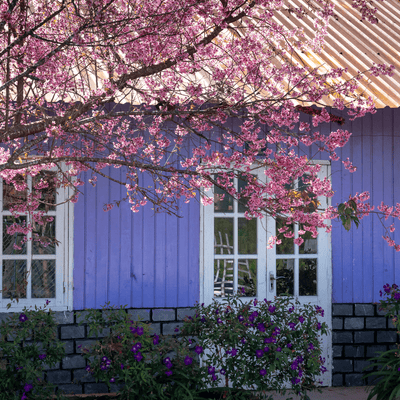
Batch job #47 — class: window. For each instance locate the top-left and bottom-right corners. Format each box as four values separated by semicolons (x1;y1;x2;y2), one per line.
0;168;73;311
200;161;331;304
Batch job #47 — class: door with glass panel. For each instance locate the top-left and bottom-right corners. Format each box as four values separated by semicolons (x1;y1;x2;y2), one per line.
200;162;332;386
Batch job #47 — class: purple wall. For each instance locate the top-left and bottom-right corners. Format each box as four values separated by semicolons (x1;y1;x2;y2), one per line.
73;106;400;309
73;165;200;310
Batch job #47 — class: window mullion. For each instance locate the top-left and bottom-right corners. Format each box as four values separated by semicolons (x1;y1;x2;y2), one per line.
26;176;32;300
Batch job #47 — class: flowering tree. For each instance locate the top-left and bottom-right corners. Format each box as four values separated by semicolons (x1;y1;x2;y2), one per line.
0;0;397;250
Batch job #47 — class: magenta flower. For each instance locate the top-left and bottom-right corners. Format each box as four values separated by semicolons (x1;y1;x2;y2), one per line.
195;345;203;354
255;349;263;358
19;313;28;322
184;356;193;365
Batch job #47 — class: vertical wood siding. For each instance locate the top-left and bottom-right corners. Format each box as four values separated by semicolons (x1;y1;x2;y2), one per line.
73;105;400;309
330;107;400;303
73;165;200;310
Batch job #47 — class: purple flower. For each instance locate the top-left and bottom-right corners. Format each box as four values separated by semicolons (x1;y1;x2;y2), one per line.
259;369;267;376
291;362;298;370
276;347;282;352
249;311;258;322
164;357;173;369
201;316;206;323
46;300;50;305
308;343;315;352
153;335;160;345
184;356;193;366
254;299;258;306
120;364;124;370
291;377;301;385
287;343;292;348
137;327;144;336
102;356;108;362
21;394;28;400
264;346;269;352
110;377;115;383
24;384;33;392
395;293;400;301
240;338;246;344
220;369;226;375
19;313;28;322
384;284;391;294
208;366;215;375
241;287;246;294
268;305;276;313
38;354;46;360
85;366;91;372
217;318;222;324
174;327;179;332
288;306;294;313
195;345;203;355
238;315;244;322
130;326;137;334
16;366;23;371
100;365;108;371
257;322;265;332
255;349;263;358
272;327;281;336
230;348;237;356
317;322;322;330
264;337;274;344
211;374;218;381
296;355;304;364
288;322;296;330
299;316;305;323
165;370;173;376
215;309;219;315
134;352;143;362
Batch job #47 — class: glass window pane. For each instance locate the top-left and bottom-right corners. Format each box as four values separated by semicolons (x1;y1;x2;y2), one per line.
33;171;56;212
2;175;27;211
238;174;256;213
299;225;317;254
238;218;257;254
214;259;233;297
299;259;317;296
32;260;56;298
32;218;56;255
214;218;234;254
214;175;233;213
3;216;27;255
276;217;294;255
2;260;27;299
276;259;294;296
238;259;257;297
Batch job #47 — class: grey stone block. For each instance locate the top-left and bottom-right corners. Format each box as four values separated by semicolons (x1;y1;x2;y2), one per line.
354;360;374;373
344;374;366;386
354;331;374;343
84;382;109;394
63;341;74;354
152;309;175;321
332;331;353;344
76;339;96;354
47;370;72;384
75;310;92;324
128;309;150;322
53;311;74;324
177;308;197;320
43;361;60;371
376;305;390;316
86;327;111;339
149;323;161;336
332;374;343;386
333;345;343;358
61;325;85;340
62;354;86;369
355;304;374;316
366;317;386;329
163;322;184;335
110;383;125;393
332;317;343;330
333;304;353;316
57;384;83;395
333;359;353;373
388;317;399;329
0;313;13;325
344;345;364;358
377;330;397;342
366;345;387;359
73;368;96;383
344;317;364;330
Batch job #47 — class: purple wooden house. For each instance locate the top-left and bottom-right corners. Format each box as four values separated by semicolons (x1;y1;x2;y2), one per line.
0;2;399;395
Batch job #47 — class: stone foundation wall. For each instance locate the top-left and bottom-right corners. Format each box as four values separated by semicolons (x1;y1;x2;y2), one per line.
0;307;195;396
332;303;399;387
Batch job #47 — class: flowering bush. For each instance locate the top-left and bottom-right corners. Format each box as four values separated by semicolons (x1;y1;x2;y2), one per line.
0;301;66;400
361;284;400;400
77;303;210;400
180;291;329;400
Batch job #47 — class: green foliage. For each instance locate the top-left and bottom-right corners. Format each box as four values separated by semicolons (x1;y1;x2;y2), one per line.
180;292;330;400
0;302;66;400
338;200;359;231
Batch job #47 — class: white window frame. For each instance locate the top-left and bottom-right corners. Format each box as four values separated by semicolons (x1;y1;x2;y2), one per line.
200;161;331;306
0;165;74;312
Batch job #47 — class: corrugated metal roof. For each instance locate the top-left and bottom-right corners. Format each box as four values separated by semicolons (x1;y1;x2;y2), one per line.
276;0;400;108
